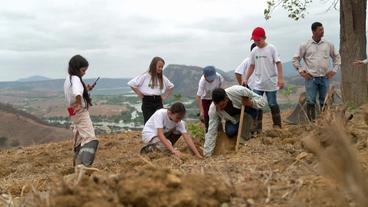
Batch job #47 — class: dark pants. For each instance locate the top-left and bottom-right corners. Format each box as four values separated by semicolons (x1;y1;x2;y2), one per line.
305;76;329;108
165;131;182;146
253;89;282;128
305;76;329;121
224;107;257;137
140;131;182;154
202;99;212;132
74;140;99;167
142;95;163;124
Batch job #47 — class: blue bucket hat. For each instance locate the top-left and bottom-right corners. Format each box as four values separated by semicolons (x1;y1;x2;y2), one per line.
203;66;217;81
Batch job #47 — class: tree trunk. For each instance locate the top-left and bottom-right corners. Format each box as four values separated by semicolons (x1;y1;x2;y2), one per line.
340;0;368;105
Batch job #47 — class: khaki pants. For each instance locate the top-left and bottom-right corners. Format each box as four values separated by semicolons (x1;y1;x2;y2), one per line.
70;110;98;166
70;110;98;148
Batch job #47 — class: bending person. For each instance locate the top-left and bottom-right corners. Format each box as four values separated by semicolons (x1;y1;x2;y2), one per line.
203;85;265;157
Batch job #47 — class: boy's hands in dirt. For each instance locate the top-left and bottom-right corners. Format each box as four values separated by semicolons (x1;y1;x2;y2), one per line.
172;149;184;158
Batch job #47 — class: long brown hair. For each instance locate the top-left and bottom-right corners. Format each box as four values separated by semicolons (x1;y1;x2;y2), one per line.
148;56;165;90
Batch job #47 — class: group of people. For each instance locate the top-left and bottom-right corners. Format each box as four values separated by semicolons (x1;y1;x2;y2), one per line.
64;22;367;167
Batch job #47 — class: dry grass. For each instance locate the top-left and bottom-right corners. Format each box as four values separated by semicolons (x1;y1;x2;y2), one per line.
302;108;368;207
0;108;367;207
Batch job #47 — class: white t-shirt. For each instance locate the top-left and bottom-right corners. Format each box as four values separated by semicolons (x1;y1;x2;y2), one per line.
234;57;256;89
142;108;187;143
127;72;174;96
64;75;85;107
249;44;281;91
196;73;224;100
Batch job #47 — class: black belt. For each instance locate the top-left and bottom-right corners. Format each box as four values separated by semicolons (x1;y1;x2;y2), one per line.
143;95;162;101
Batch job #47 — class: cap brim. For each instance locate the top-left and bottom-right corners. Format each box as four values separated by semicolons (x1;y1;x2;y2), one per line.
251;36;261;41
206;74;217;81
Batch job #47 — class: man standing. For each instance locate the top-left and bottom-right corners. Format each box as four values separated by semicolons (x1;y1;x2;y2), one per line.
244;27;285;130
203;85;265;157
292;22;341;121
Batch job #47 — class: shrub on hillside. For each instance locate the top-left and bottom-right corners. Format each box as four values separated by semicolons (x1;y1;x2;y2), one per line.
0;136;8;147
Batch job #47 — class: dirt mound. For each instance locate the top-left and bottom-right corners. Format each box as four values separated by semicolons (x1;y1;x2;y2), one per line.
118;167;231;207
15;167;231;207
263;128;293;139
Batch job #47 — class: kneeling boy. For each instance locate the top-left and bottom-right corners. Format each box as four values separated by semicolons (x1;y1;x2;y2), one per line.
140;102;203;159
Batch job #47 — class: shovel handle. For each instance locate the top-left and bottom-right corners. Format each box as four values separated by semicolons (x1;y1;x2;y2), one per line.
235;105;245;152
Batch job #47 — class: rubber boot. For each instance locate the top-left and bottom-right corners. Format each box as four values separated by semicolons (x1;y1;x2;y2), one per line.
306;104;316;122
75;140;99;167
270;105;282;128
255;110;263;133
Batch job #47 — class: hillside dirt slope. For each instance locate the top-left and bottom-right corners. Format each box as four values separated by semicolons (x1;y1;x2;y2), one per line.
1;107;368;207
0;110;72;148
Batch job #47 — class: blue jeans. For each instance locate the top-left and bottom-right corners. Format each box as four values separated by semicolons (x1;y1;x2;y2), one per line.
252;89;278;107
252;89;281;128
225;107;257;137
305;76;329;107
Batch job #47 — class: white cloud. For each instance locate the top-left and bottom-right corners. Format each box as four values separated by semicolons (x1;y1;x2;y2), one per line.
0;0;342;81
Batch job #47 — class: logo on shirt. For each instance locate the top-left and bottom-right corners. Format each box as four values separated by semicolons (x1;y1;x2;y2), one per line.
256;55;267;59
323;50;328;58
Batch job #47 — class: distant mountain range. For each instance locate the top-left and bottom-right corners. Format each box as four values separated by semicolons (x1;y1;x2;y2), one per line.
0;61;340;97
17;75;51;82
0;78;132;95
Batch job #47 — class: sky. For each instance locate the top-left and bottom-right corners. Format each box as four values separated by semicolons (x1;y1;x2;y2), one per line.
0;0;340;81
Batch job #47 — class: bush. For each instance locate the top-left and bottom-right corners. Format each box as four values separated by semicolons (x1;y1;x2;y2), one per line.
187;121;205;142
0;136;8;147
10;139;20;147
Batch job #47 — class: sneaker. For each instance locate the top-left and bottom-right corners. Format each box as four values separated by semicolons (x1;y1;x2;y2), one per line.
140;144;158;154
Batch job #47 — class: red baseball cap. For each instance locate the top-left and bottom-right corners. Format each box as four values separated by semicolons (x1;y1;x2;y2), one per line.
251;27;266;41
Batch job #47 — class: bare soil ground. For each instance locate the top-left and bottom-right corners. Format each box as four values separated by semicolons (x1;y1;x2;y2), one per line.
0;109;367;207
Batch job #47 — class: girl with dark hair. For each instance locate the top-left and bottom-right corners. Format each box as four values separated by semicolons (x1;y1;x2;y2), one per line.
64;54;99;168
128;56;174;124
